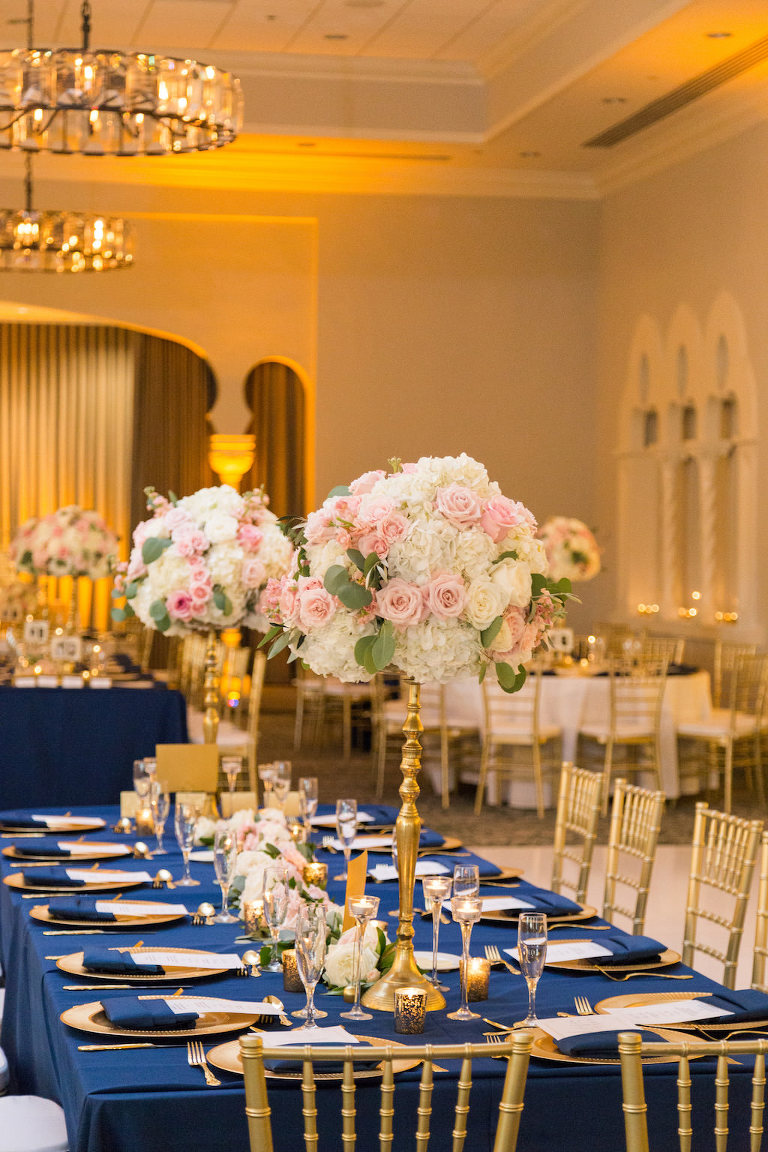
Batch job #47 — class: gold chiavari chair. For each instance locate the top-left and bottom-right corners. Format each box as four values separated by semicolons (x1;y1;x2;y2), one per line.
240;1032;533;1152
577;657;668;814
551;762;603;905
602;778;665;935
474;670;562;819
752;830;768;994
683;802;763;990
619;1032;768;1152
638;635;685;665
712;639;758;710
212;649;267;793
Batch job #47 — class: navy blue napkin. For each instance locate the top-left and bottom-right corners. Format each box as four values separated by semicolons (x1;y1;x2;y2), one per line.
48;897;117;921
418;830;445;849
83;949;164;976
557;1027;662;1060
705;988;768;1023
587;932;665;966
102;997;198;1030
21;868;86;887
263;1040;378;1074
15;838;74;858
507;885;582;916
0;812;48;829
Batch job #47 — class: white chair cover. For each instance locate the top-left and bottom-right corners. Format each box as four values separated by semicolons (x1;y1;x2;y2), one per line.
0;1096;68;1151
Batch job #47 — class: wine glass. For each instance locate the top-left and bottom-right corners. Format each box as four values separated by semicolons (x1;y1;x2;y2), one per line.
298;776;318;833
257;762;277;807
173;802;200;887
448;895;482;1021
293;903;328;1030
517;912;548;1026
221;755;243;795
341;894;380;1021
132;759;151;800
271;761;292;811
142;756;157;782
212;826;239;924
334;798;358;881
262;865;289;972
148;779;170;854
422;875;453;990
453;864;480;898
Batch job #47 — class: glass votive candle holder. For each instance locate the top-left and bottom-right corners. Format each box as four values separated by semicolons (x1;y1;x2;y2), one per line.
303;862;328;889
394;987;427;1035
464;957;490;1002
134;806;155;837
290;821;308;844
242;899;264;937
282;949;304;993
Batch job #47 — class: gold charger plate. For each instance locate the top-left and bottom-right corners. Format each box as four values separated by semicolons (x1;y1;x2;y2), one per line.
30;904;188;931
60;1000;260;1039
207;1033;422;1080
4;842;132;862
366;836;463;854
4;872;146;893
56;946;229;982
529;1026;693;1066
594;992;768;1032
480;903;597;925
0;818;106;834
546;947;681;973
480;867;524;883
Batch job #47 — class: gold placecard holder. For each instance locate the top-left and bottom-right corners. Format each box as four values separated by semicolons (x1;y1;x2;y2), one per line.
361;679;445;1012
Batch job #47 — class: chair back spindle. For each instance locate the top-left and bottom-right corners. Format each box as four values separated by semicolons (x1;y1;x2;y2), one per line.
603;778;665;935
551;762;603;904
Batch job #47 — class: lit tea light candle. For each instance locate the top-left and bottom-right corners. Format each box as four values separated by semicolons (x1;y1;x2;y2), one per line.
282;949;304;993
394;987;427;1034
242;898;264;937
134;807;155;836
303;862;328;890
465;957;490;1002
290;822;308;844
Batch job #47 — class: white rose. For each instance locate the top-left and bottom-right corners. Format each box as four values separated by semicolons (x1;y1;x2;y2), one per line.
204;511;239;543
193;817;217;845
491;559;532;608
324;924;381;987
464;577;507;629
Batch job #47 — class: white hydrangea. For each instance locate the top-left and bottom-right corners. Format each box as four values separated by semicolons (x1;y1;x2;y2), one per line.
393;617;483;683
453;526;496;580
386;517;458;584
298;613;377;682
179;485;244;521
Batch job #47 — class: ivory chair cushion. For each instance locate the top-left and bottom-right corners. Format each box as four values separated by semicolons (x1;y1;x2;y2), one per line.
0;1096;68;1152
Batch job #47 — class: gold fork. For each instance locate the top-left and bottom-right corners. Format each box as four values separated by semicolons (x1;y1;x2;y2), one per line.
593;966;693;982
187;1040;221;1086
484;944;517;974
321;836;338;854
574;996;594;1016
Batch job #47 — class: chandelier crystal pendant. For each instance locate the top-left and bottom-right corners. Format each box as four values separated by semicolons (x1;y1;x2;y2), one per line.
0;0;243;156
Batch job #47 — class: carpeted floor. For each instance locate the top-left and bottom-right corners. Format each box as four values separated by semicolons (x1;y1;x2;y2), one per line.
248;686;768;847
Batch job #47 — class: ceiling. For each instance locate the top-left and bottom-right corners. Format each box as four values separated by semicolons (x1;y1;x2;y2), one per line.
5;0;768;196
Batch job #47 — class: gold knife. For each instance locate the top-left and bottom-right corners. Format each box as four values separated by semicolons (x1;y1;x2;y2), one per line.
78;1043;181;1051
44;930;112;935
64;985;190;991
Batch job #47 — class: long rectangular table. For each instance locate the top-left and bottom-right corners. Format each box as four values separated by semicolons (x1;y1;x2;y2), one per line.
0;804;758;1152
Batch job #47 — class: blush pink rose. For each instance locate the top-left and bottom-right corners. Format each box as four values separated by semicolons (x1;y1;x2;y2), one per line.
349;469;386;495
480;496;536;542
166;590;195;621
163;507;193;532
356;531;389;558
435;484;483;527
424;572;466;620
375;579;427;629
488;606;526;656
172;526;207;557
189;578;212;607
305;510;333;546
279;583;301;626
131;520;156;550
334;528;352;550
242;557;267;588
237;524;264;550
377;511;408;546
298;585;336;631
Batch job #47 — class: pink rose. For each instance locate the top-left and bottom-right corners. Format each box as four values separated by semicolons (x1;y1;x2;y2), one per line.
350;469;386;496
334;528;352;550
298;585;336;631
163;507;191;532
131;520;155;550
488;606;526;657
279;583;301;626
242;557;266;588
305;510;333;546
356;532;388;558
480;495;536;542
237;524;264;550
435;484;483;527
375;579;427;629
166;590;195;621
424;572;466;620
172;526;207;557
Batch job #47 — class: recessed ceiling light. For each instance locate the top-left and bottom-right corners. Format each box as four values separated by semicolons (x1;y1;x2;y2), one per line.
519;150;541;158
706;31;733;39
602;96;627;105
324;33;349;40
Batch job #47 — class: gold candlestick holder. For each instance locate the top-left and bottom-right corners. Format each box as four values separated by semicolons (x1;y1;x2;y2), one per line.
362;678;445;1012
202;628;220;745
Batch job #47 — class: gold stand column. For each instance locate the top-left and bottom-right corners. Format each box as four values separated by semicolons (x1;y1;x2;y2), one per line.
202;628;220;745
362;679;445;1012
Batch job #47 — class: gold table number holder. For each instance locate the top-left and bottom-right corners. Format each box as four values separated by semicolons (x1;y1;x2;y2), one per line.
362;679;445;1012
202;629;220;744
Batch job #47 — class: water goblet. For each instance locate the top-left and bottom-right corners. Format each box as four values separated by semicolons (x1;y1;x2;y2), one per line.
453;864;480;898
422;875;453;991
173;802;200;887
334;798;358;881
212;826;239;924
341;894;380;1021
517;912;548;1026
447;895;482;1021
293;903;328;1030
148;779;170;855
257;763;277;808
221;755;243;795
298;776;318;833
262;865;289;972
132;759;151;800
271;761;292;811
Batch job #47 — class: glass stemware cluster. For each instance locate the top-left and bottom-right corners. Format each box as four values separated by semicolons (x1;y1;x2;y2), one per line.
334;798;358;881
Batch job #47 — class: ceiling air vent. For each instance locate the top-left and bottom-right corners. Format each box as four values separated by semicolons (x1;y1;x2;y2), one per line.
584;31;768;148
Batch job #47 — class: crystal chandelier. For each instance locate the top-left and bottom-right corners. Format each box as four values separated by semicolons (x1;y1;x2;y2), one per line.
0;0;243;155
0;154;134;271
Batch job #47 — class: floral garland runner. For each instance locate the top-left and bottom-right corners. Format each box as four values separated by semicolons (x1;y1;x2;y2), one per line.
10;506;118;579
537;516;601;583
260;454;572;691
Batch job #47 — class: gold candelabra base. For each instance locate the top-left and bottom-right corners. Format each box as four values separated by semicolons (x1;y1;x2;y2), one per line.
361;678;445;1012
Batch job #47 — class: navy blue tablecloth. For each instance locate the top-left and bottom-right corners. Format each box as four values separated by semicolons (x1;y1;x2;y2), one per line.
0;804;759;1152
0;688;188;808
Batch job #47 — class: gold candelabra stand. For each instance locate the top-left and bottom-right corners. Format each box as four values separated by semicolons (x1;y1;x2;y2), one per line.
202;628;220;744
362;678;445;1012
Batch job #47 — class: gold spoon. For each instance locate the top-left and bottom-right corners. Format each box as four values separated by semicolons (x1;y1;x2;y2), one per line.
153;869;175;889
264;994;291;1027
133;842;153;859
241;949;262;977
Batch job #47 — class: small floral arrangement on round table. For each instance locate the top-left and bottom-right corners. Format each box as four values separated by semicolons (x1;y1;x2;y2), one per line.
537;516;601;583
10;506;118;579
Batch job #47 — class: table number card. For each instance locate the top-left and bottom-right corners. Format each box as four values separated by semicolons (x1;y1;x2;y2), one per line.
24;619;49;646
51;636;82;663
342;852;368;933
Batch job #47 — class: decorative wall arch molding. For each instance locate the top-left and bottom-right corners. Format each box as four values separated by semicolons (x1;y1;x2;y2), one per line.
619;313;663;453
243;356;316;514
703;291;758;437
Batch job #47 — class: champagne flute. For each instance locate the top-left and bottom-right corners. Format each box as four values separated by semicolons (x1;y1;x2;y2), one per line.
517;912;547;1026
271;761;292;812
334;798;358;881
132;759;150;800
262;865;289;972
173;802;200;887
453;864;480;898
257;763;277;808
448;895;482;1021
221;755;243;795
142;756;157;782
293;903;328;1030
148;779;170;854
212;826;239;924
422;875;453;990
298;776;318;833
341;894;380;1021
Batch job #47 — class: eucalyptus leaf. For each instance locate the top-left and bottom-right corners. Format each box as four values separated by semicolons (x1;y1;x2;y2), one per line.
496;662;527;694
258;624;282;649
493;550;519;564
346;548;366;573
268;630;294;659
354;635;377;666
111;607;126;622
337;581;373;611
371;621;395;670
124;581;138;600
142;537;170;565
324;565;350;596
327;485;351;498
480;615;503;648
149;599;168;621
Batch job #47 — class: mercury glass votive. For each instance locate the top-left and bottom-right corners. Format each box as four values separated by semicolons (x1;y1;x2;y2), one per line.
282;949;304;993
394;987;427;1035
465;957;490;1002
303;862;328;890
242;898;264;937
135;806;155;836
290;821;308;844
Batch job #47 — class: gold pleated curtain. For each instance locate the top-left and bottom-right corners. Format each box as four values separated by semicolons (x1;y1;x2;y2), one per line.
243;361;306;518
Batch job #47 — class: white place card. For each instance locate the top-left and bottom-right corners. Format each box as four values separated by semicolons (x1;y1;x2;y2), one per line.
89;677;112;689
602;1000;732;1025
112;949;242;968
14;677;38;688
329;834;393;851
36;675;59;688
96;903;190;917
164;997;281;1016
444;895;531;913
518;940;613;963
310;812;375;828
60;842;127;856
257;1025;362;1048
60;675;85;689
34;815;105;829
369;861;449;882
536;1000;732;1044
65;869;152;883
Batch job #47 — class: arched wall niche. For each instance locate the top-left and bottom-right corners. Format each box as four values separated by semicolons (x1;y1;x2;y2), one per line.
616;292;758;637
242;355;315;518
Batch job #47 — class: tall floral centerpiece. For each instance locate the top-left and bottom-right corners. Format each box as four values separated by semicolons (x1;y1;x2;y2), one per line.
112;484;292;741
537;516;601;582
261;454;572;1009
